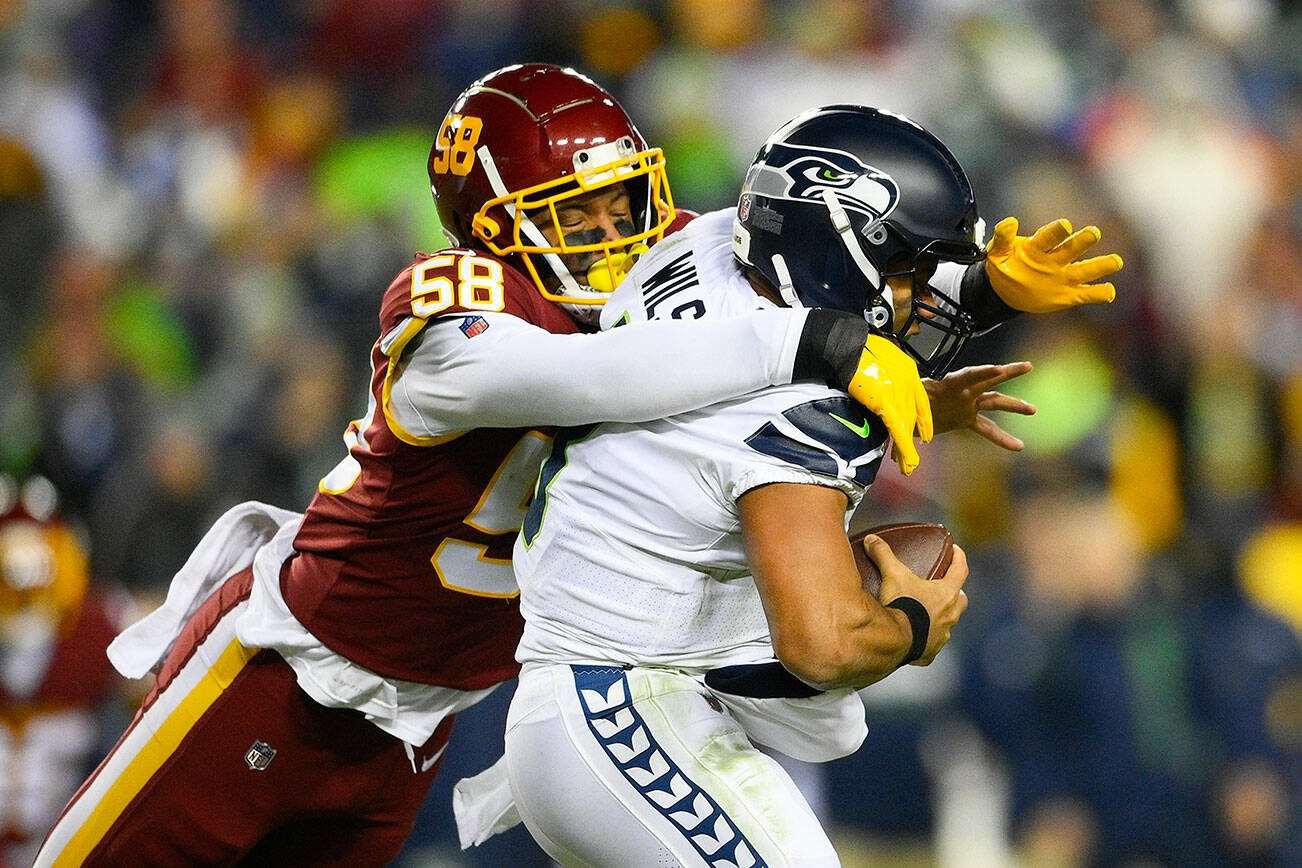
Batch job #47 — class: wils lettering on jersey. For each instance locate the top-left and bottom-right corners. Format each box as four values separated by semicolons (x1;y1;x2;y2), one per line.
641;251;705;320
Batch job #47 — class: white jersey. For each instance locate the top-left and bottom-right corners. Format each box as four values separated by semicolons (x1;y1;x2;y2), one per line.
513;209;891;673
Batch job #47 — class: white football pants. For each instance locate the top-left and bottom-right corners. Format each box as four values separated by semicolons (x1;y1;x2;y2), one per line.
504;663;840;867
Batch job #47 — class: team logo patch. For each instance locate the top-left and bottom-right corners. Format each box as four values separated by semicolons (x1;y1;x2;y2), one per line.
746;142;899;224
245;740;277;771
459;315;490;338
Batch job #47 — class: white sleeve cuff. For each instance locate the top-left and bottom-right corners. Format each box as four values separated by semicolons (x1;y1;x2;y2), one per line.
727;465;862;507
931;261;965;314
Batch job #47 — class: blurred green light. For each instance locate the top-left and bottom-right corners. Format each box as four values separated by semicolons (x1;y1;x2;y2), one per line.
314;128;444;249
1003;340;1115;455
108;281;198;392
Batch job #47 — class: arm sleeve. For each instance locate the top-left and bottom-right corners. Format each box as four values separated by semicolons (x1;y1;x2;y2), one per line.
388;308;809;436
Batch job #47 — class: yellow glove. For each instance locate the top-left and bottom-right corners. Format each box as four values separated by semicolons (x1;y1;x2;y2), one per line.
985;217;1123;314
848;335;933;476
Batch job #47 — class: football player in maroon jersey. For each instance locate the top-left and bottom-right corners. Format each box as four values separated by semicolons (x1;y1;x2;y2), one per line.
0;477;127;868
33;64;952;867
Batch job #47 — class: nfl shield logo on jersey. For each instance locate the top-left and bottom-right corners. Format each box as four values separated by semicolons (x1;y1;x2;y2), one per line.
245;740;277;771
459;315;490;338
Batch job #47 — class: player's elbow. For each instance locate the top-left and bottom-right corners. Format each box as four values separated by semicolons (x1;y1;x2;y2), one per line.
771;631;882;691
775;656;844;692
773;628;901;691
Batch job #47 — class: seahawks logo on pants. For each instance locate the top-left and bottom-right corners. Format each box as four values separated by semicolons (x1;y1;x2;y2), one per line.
571;666;768;868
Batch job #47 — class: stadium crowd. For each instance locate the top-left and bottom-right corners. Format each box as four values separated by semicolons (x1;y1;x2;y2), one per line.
0;0;1299;865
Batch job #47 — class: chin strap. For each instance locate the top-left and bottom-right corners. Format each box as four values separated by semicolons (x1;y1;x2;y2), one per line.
770;254;801;307
868;302;892;330
821;188;883;291
821;189;898;330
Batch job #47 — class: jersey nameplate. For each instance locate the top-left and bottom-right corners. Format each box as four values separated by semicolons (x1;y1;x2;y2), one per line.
642;251;705;320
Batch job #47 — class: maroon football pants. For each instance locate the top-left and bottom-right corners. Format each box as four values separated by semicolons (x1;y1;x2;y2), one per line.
34;567;452;867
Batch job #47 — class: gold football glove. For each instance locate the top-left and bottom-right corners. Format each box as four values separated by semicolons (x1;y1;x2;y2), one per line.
848;336;933;476
985;217;1123;314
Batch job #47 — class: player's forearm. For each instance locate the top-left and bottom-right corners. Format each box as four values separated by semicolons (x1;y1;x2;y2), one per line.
741;482;913;691
773;601;913;690
393;310;806;433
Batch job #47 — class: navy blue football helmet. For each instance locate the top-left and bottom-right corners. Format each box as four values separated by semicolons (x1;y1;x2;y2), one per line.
732;105;984;377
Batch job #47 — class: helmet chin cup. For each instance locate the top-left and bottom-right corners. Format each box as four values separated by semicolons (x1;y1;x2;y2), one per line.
586;243;650;294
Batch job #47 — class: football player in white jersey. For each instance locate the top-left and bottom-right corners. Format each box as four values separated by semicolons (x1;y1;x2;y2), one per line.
483;105;1124;867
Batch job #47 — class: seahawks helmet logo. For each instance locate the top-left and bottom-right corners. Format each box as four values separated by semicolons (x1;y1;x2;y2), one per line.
743;142;899;222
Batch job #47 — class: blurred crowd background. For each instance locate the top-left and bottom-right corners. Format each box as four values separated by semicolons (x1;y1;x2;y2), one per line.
1;0;1300;865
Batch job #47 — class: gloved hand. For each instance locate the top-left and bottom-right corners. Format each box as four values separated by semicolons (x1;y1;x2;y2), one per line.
984;217;1123;314
848;336;933;476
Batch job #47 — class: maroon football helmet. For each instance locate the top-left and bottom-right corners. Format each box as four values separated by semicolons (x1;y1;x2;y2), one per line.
429;64;674;308
0;475;88;630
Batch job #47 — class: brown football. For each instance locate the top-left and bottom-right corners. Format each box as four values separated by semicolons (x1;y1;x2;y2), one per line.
851;522;955;598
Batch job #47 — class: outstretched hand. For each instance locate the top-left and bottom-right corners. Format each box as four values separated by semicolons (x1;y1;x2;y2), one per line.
985;217;1123;314
925;362;1036;451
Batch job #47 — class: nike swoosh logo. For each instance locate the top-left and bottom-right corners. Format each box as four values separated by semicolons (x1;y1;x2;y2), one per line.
829;412;873;438
420;744;448;773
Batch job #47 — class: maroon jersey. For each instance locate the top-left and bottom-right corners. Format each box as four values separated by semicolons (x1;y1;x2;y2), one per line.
0;592;120;855
284;248;577;689
3;592;120;710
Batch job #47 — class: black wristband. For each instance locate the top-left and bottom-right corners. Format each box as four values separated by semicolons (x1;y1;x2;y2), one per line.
960;261;1019;331
792;308;871;389
885;596;930;665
